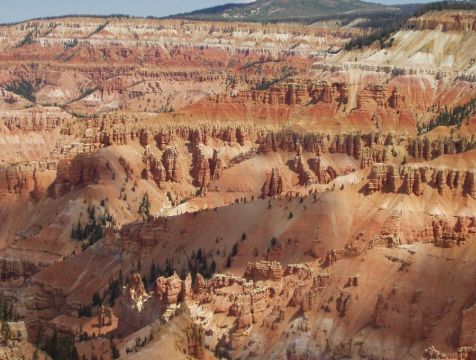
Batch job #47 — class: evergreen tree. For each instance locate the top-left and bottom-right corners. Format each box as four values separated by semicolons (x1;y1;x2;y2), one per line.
110;340;120;359
92;292;102;307
138;193;152;221
231;243;238;257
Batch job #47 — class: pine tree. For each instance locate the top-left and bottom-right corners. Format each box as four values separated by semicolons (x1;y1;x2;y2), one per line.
92;292;102;307
110;340;120;359
138;193;152;221
71;345;80;360
231;243;238;257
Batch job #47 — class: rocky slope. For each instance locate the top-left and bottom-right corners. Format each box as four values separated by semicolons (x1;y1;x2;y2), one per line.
0;7;475;360
0;321;50;360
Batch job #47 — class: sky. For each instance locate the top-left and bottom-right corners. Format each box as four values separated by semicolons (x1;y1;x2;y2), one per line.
0;0;435;24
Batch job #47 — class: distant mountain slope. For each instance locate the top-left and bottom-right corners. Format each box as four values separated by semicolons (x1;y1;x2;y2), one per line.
175;0;389;22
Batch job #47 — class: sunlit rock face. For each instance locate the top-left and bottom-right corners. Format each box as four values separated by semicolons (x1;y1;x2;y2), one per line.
1;7;476;360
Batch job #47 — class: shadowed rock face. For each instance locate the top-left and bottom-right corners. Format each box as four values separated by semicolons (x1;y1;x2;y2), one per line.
367;163;476;198
461;304;476;347
0;321;50;360
0;8;476;360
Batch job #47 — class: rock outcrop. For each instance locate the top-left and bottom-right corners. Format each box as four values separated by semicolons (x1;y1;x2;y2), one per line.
357;84;405;111
55;154;100;188
118;273;153;334
408;12;476;32
243;261;284;281
116;261;328;349
192;144;211;189
367;163;476;198
262;168;284;198
0;160;57;195
408;137;472;160
2;11;476;360
461;303;476;347
0;322;45;360
294;148;314;186
142;151;166;187
162;147;182;183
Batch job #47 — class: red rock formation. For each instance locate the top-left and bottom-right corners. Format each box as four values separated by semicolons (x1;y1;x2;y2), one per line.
388;87;404;109
55;154;99;188
400;167;424;195
374;294;389;328
2;13;476;360
367;164;476;197
461;304;476;346
118;273;154;334
360;146;389;169
210;149;224;180
408;12;476;31
115;261;324;350
305;81;348;105
262;167;284;198
111;218;168;259
0;161;56;195
357;84;402;110
423;345;476;360
193;144;211;189
432;217;468;247
367;164;392;192
221;83;312;107
243;261;284;282
155;273;184;307
464;171;476;198
336;290;353;317
162;147;182;183
139;128;153;147
408;137;470;161
1;106;72;131
183;321;206;360
369;210;403;248
294;147;314;186
142;151;166;187
310;156;337;184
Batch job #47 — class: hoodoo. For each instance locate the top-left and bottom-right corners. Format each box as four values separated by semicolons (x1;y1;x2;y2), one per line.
0;1;476;359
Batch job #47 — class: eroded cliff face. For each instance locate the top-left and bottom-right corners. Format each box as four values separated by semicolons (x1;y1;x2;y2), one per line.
12;166;474;358
117;262;330;352
461;304;476;347
408;10;476;31
113;238;476;360
0;9;476;360
0;321;50;360
367;162;476;197
124;312;208;360
2;124;476;358
6;113;474;279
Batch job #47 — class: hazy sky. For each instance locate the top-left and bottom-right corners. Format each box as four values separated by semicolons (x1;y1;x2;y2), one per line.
0;0;434;24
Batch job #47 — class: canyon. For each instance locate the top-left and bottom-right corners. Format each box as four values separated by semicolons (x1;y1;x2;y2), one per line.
0;4;475;360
